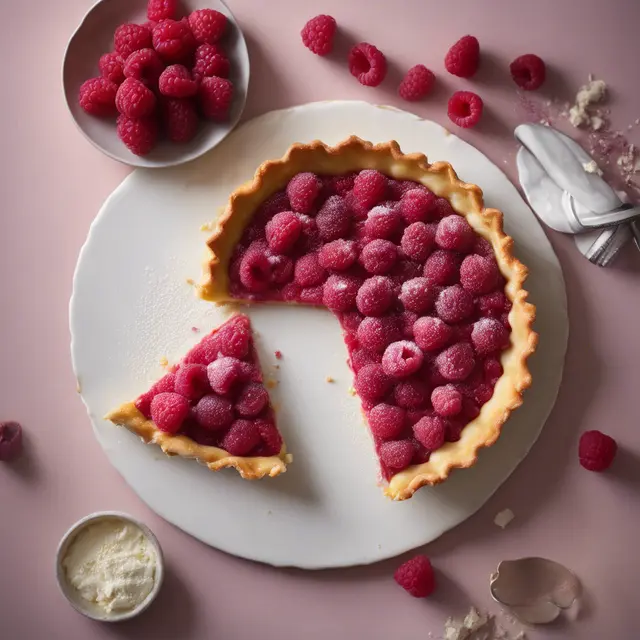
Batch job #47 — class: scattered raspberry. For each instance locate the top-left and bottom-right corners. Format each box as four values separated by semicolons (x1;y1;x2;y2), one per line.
192;43;230;80
398;64;435;101
114;23;153;59
413;415;446;451
394;556;436;597
348;42;387;86
199;76;233;120
353;170;387;209
423;250;460;285
471;318;510;355
382;341;424;379
235;382;269;417
322;274;360;312
256;419;283;456
477;291;510;317
431;385;463;417
221;419;261;455
159;64;198;97
318;239;358;271
163;97;198;143
380;439;414;470
99;53;125;84
354;363;392;401
116;115;158;155
356;276;394;316
484;357;503;384
578;430;618;472
435;215;474;252
207;356;250;394
194;393;234;430
357;316;402;353
266;211;303;254
447;90;484;128
369;403;406;439
275;350;283;360
188;9;227;45
436;285;474;323
78;77;118;117
174;363;210;400
123;48;165;86
115;77;156;117
414;317;452;352
445;35;480;78
153;19;197;62
150;392;189;432
148;0;177;21
399;189;436;224
436;343;476;381
510;54;546;91
301;14;337;56
399;277;435;314
364;205;402;239
287;172;322;214
360;239;398;275
316;196;352;241
0;422;23;462
460;255;500;294
401;222;437;262
239;246;271;292
135;373;176;417
394;378;428;409
294;252;326;287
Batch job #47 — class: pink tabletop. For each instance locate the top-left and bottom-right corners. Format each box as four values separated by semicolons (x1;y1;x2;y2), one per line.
2;1;639;638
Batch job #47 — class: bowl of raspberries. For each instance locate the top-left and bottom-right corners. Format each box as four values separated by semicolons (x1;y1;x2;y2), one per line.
63;0;249;167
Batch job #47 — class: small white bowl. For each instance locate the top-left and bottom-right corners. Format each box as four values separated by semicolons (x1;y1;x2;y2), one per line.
55;511;164;622
62;0;249;168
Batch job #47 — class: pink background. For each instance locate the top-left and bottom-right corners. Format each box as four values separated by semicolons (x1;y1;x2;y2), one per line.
1;1;639;638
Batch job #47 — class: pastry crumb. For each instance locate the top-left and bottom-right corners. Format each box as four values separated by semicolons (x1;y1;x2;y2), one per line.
266;378;278;389
494;508;515;529
185;278;195;286
326;376;335;383
444;606;525;640
159;356;169;368
76;380;82;393
347;386;356;396
582;160;603;176
200;222;214;232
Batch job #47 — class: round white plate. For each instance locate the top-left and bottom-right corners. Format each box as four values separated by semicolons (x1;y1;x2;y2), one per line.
70;101;568;569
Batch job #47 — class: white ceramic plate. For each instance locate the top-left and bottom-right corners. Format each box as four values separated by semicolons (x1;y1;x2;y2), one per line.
62;0;249;168
70;101;568;569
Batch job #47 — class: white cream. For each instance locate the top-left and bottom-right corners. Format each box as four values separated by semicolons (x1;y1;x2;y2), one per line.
63;519;156;614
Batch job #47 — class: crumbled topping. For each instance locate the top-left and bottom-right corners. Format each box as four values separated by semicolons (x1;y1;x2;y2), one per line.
443;607;526;640
326;376;335;383
159;356;169;367
582;160;603;176
568;78;607;129
200;221;214;232
347;386;357;396
494;508;515;529
185;278;195;286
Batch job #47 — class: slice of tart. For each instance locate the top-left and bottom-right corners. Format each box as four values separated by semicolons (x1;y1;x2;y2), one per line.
198;136;537;500
106;313;291;479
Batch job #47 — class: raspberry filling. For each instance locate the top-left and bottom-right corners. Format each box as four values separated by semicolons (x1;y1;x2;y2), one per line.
226;171;513;480
134;314;283;457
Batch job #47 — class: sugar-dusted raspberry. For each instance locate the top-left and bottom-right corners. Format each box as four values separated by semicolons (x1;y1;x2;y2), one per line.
239;245;271;292
390;260;423;288
99;53;125;84
318;239;358;271
255;419;283;456
382;341;424;379
471;318;510;355
399;277;435;314
294;252;326;287
360;239;398;275
398;64;435;101
448;91;484;128
325;172;357;197
431;385;463;417
115;77;156;118
123;48;165;87
265;211;302;254
484;357;503;384
413;415;446;451
316;195;352;241
199;76;233;120
299;286;323;304
356;276;394;317
364;205;402;239
500;312;511;330
322;274;361;312
207;356;251;394
221;419;261;455
135;373;176;417
444;419;464;442
235;382;269;417
436;343;476;381
399;189;436;224
445;35;480;78
150;392;189;432
461;397;480;421
369;403;406;439
188;9;227;45
162;97;198;143
174;363;210;399
267;252;293;285
350;348;382;373
423;250;460;285
380;439;414;470
78;78;118;117
399;310;418;338
470;236;492;258
578;430;618;472
348;42;387;87
413;317;451;352
194;393;234;430
301;14;337;56
472;383;493;405
117;115;158;155
192;43;229;80
287;172;322;214
0;421;23;462
159;64;198;97
394;378;428;409
435;215;474;252
353;170;387;209
460;255;500;295
395;555;436;597
357;315;402;353
510;53;546;91
340;310;364;333
452;322;474;344
436;285;474;324
477;291;509;317
256;191;291;221
401;222;437;262
354;363;391;402
218;316;251;359
114;23;153;59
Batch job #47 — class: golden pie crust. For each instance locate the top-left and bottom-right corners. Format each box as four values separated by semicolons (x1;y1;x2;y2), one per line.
198;136;537;499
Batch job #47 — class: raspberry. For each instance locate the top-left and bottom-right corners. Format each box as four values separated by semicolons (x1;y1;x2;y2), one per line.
461;397;480;421
174;363;210;399
135;373;175;417
300;286;324;304
115;78;156;118
318;239;358;271
348;43;387;87
413;415;446;451
452;322;474;343
159;64;198;97
357;315;402;353
382;341;424;379
436;215;474;252
235;383;269;417
390;260;423;289
194;393;234;430
448;91;484;128
436;285;474;323
369;403;406;439
445;419;465;442
353;170;387;209
287;173;322;214
484;357;503;384
436;343;476;381
117;115;158;155
400;310;418;338
294;253;326;287
477;291;510;317
269;253;294;284
423;250;460;285
150;392;189;432
473;236;494;258
114;24;153;59
380;439;414;471
322;271;359;310
510;54;546;91
445;35;480;78
399;277;435;314
257;191;290;219
239;246;271;292
460;255;500;295
394;378;428;409
356;276;394;316
350;348;382;372
207;356;250;394
266;211;303;254
192;43;230;80
398;64;435;101
472;383;493;405
578;430;618;472
360;239;397;275
188;9;227;45
413;317;451;352
99;53;125;84
78;78;118;117
0;422;23;462
354;363;391;401
221;419;261;455
471;318;510;355
153;19;197;62
401;222;437;262
301;14;337;56
500;312;511;330
362;205;399;240
399;189;436;224
326;172;357;197
256;419;283;456
163;97;198;143
431;385;463;417
148;0;177;22
316;196;351;241
218;316;252;359
199;76;233;120
394;555;436;597
123;48;165;86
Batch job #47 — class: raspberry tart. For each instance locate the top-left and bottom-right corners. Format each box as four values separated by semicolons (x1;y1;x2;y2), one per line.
106;314;291;479
199;136;538;500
